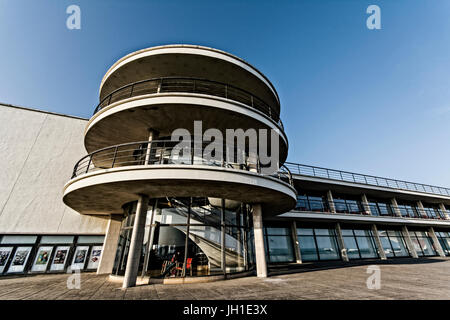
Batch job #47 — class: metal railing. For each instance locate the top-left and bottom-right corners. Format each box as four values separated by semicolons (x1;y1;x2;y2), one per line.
285;162;450;197
71;140;293;187
293;197;449;220
94;77;283;129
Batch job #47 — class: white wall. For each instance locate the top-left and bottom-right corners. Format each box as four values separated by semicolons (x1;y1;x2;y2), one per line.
0;104;108;234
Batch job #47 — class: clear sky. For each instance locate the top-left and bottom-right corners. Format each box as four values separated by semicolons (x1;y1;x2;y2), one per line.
1;0;450;187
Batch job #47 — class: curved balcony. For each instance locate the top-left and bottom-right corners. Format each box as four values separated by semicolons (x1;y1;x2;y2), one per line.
99;45;280;113
64;141;297;217
93;77;283;129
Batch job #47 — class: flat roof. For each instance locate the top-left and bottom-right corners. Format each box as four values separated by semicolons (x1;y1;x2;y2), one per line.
0;102;88;121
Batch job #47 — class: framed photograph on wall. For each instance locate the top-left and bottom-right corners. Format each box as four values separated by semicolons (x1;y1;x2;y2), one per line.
7;246;32;273
50;246;70;271
0;247;13;273
87;246;102;269
31;246;53;272
71;246;89;270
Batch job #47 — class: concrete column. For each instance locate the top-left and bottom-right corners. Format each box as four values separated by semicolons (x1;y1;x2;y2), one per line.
247;152;259;173
401;226;419;258
221;199;226;276
416;201;427;218
439;203;450;220
327;190;336;213
252;204;267;277
428;227;446;257
335;223;349;262
145;129;159;164
290;221;302;263
97;214;122;274
122;194;149;288
361;194;371;215
371;225;387;260
391;198;402;217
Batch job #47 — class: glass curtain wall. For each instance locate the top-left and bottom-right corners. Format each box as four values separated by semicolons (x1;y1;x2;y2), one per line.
333;196;364;215
297;228;340;261
409;231;437;256
295;193;329;212
263;227;295;263
367;200;394;217
422;204;446;219
341;229;378;259
112;198;254;278
435;231;450;256
396;202;420;218
377;230;410;257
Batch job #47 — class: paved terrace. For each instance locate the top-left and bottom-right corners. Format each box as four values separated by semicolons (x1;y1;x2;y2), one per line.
0;258;449;300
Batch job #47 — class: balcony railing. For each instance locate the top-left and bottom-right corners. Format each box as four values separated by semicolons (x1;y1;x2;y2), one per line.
295;198;330;213
293;198;449;220
285;162;450;197
94;77;283;129
70;140;293;187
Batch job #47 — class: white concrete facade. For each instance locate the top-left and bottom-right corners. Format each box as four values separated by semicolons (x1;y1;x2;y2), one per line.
0;104;108;235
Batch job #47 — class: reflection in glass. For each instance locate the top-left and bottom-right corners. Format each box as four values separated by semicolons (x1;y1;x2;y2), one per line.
343;236;360;259
298;235;318;261
113;197;254;278
297;228;340;261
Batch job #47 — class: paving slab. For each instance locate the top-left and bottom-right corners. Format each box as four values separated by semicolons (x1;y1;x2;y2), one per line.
0;258;449;300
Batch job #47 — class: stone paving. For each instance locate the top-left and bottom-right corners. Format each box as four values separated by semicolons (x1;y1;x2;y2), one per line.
1;258;449;300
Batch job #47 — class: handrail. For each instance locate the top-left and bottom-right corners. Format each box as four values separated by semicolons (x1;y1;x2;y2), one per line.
70;140;293;188
294;198;449;220
94;76;283;129
285;162;450;197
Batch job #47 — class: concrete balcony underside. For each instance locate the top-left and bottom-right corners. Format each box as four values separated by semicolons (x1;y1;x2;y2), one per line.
275;211;450;228
63;165;297;216
84;93;288;162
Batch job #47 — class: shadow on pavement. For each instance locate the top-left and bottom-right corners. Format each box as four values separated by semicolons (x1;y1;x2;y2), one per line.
268;257;448;276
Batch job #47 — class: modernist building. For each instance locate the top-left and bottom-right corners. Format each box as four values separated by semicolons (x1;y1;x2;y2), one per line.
1;45;449;288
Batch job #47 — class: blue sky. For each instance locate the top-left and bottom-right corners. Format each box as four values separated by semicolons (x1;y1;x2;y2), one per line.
1;0;450;187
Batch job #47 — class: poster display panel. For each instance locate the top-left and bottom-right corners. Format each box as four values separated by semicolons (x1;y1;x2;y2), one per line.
50;246;70;271
87;246;102;270
31;246;53;272
7;246;32;273
71;246;89;270
0;247;13;273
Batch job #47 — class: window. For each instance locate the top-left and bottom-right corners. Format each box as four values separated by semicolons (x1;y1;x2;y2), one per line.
341;229;378;259
378;230;409;257
368;201;393;217
435;232;450;256
409;231;437;256
1;236;37;244
295;194;328;212
297;228;340;261
396;203;419;218
333;197;364;215
77;236;105;244
422;204;444;220
264;227;295;263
